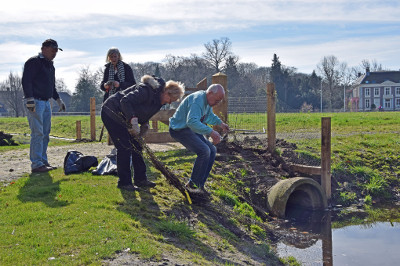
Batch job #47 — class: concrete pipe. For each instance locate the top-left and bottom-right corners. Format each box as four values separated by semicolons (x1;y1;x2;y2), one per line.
267;177;328;218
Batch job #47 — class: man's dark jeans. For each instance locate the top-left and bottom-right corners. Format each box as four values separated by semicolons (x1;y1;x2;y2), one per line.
101;110;147;186
169;127;216;188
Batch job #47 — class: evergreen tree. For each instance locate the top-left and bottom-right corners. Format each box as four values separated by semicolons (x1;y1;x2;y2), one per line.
70;67;103;112
224;56;241;97
154;64;161;77
270;54;287;110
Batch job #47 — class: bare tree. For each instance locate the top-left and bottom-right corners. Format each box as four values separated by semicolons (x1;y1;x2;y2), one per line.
56;78;71;94
0;72;25;117
203;37;233;73
179;54;211;87
317;55;341;111
360;59;385;72
130;62;159;80
163;54;185;81
338;62;354;111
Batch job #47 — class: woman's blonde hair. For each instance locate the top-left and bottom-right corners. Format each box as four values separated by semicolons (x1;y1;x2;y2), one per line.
165;80;185;101
106;47;123;62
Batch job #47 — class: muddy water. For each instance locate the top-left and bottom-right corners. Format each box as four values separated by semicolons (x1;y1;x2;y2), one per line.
274;209;400;265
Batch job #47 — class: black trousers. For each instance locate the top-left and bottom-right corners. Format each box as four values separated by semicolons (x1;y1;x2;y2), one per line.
101;109;147;186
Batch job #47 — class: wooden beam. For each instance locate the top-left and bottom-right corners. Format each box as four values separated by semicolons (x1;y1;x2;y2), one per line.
289;163;322;176
150;109;176;124
144;132;176;143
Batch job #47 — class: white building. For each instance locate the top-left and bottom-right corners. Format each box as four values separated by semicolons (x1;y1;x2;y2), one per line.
351;67;400;111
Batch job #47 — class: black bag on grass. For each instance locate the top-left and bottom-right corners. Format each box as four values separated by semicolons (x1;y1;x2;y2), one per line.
63;150;98;175
91;154;117;176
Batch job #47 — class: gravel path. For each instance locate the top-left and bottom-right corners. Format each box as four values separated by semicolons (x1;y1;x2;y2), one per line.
0;142;183;184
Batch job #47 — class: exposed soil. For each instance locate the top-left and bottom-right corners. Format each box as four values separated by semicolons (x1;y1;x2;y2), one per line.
103;136;330;265
214;136;323;214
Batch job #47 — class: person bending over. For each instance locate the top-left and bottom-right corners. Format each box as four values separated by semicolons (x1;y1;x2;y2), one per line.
169;84;229;194
101;75;184;191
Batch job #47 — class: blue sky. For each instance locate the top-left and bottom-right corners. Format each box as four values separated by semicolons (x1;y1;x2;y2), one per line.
1;0;399;92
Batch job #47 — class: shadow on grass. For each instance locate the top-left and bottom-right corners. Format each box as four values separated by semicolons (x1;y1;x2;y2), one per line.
155;149;194;165
167;200;278;265
117;184;159;220
17;172;70;207
116;182;236;263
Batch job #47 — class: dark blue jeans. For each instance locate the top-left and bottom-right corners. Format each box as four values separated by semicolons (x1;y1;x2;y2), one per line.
101;109;147;186
169;128;216;188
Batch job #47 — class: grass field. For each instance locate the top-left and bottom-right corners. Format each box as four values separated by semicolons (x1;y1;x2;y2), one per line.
0;150;283;265
0;112;399;265
1;112;399;203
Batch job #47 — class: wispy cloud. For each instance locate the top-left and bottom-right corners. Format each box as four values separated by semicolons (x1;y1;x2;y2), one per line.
235;35;400;72
1;0;399;91
1;1;399;39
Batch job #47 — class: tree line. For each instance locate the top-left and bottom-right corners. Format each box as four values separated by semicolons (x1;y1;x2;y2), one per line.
0;37;389;116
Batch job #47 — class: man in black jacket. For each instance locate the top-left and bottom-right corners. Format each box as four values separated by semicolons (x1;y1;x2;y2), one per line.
22;39;66;173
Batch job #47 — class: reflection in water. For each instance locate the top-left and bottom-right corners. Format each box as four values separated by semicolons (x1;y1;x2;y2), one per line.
275;208;400;266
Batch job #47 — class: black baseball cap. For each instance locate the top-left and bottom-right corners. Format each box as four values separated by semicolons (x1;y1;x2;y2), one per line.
42;39;63;51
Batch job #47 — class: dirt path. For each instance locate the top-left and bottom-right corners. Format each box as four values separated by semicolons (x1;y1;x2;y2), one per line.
0;142;183;184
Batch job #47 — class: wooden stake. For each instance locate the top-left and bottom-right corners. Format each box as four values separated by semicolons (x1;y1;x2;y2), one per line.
321;117;332;202
267;83;276;153
90;97;96;141
76;120;81;140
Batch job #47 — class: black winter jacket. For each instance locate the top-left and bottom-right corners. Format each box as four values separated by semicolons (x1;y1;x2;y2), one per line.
22;54;60;101
100;61;136;102
102;76;165;127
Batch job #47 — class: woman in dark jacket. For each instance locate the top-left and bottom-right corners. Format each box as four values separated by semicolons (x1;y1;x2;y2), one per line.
100;47;136;102
101;75;185;191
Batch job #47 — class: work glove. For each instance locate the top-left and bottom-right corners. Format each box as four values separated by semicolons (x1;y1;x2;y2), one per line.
220;122;229;133
153;76;166;90
128;117;140;136
104;81;114;92
139;122;150;137
26;97;35;112
210;130;221;145
56;98;66;112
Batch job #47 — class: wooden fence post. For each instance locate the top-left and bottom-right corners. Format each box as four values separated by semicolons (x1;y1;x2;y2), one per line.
267;83;276;153
211;72;228;123
90;97;96;141
197;77;207;91
76;120;81;140
321;117;332;203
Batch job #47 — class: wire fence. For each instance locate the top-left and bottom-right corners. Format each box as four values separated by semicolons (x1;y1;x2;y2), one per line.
46;95;400;172
227;96;267;133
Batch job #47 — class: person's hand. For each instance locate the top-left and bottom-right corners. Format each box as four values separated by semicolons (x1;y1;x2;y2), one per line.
26;97;35;112
139;122;150;137
56;98;66;112
210;130;221;145
220;122;229;133
129;117;140;136
104;81;114;92
113;81;120;88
